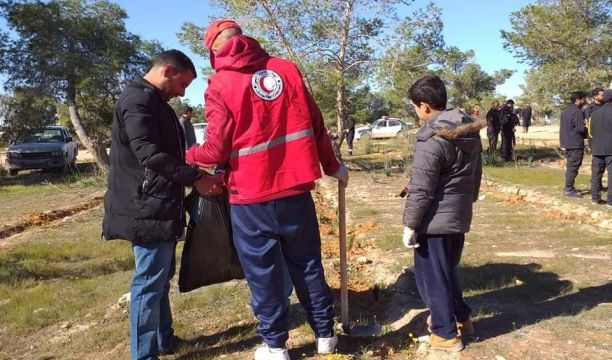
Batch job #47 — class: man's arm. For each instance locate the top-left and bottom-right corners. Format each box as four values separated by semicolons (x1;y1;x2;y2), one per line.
186;88;234;167
571;108;587;138
123;93;199;186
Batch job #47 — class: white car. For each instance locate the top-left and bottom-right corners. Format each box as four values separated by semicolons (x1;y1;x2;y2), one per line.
193;123;208;145
355;118;412;140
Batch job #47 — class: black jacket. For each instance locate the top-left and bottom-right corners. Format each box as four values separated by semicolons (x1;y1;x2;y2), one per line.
486;107;500;133
403;109;484;234
590;103;612;156
560;104;586;149
522;106;532;126
103;77;200;243
499;106;519;132
584;102;603;120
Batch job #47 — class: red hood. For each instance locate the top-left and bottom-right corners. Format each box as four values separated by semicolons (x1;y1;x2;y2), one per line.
211;35;269;72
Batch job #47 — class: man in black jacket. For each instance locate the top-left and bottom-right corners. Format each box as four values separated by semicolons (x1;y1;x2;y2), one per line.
499;100;519;161
589;89;612;206
559;91;587;197
486;101;501;155
102;50;221;360
402;75;483;352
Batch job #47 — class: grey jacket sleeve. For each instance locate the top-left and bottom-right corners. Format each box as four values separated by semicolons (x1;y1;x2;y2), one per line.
403;138;446;229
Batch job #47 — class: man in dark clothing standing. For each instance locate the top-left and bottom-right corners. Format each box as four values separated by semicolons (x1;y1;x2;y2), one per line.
179;106;197;149
559;91;587;198
486;101;501;155
344;116;356;155
499;99;519;161
589;89;612;206
403;75;483;352
522;104;532;133
102;50;222;360
584;87;605;122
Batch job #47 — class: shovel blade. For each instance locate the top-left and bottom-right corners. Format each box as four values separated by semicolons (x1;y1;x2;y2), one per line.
346;324;383;337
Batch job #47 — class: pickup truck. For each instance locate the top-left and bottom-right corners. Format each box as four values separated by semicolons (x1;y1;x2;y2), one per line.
4;126;78;176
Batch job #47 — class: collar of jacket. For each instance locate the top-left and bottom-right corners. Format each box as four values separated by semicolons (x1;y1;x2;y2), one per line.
132;77;164;102
416;109;484;141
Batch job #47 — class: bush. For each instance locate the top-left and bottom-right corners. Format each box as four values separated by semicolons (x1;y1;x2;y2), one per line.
361;133;373;155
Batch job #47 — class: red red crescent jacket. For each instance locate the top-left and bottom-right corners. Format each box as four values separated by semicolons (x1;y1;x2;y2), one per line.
186;35;340;204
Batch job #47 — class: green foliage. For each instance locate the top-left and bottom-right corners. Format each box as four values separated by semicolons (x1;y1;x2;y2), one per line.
0;88;57;142
441;46;514;109
502;0;612;108
0;0;162;150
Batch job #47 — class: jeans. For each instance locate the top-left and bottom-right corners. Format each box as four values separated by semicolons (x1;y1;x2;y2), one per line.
414;234;471;340
231;192;334;348
130;241;176;360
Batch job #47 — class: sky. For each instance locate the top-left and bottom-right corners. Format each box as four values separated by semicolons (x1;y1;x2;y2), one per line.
1;0;533;107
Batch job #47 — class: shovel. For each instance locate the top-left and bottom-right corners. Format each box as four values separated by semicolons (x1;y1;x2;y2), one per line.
338;180;383;337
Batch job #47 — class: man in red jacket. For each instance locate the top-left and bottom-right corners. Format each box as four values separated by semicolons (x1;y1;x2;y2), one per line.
186;19;348;360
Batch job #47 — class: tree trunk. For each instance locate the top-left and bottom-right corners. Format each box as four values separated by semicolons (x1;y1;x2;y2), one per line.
66;89;110;169
333;0;353;161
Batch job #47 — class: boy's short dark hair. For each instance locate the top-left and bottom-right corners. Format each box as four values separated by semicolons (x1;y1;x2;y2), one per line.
408;75;447;111
151;49;197;79
591;87;604;96
570;91;586;103
182;106;193;114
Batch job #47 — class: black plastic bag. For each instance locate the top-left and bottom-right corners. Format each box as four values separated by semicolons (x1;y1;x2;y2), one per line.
178;189;244;292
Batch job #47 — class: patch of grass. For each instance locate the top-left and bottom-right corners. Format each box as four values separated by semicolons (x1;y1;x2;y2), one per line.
485;166;590;189
353;207;381;218
376;228;402;252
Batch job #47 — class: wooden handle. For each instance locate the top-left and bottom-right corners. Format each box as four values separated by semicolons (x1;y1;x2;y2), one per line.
338;181;349;331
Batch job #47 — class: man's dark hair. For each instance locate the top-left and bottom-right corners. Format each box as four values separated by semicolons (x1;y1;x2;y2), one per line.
408;75;447;110
182;106;193;115
151;49;197;78
570;91;586;103
505;99;514;105
591;87;604;96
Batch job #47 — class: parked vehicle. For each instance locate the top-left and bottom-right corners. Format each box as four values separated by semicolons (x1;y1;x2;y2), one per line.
355;118;413;140
4;126;78;176
193;123;208;145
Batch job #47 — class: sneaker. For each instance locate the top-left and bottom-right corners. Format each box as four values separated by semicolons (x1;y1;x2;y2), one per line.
428;334;465;352
316;335;338;354
254;345;290;360
457;319;474;336
564;189;582;198
592;199;605;205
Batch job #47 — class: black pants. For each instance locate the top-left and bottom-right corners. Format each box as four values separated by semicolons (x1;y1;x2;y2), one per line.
414;234;471;339
565;148;584;191
591;155;612;203
487;129;499;155
346;129;355;152
501;130;514;161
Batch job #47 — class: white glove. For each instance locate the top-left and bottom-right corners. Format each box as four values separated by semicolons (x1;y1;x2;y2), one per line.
332;165;349;187
402;226;419;248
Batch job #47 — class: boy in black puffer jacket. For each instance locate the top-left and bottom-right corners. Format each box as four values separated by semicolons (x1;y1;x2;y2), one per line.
402;75;484;352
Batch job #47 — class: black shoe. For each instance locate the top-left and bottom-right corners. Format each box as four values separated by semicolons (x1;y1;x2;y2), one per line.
592;199;605;205
564;189;582;198
159;335;187;355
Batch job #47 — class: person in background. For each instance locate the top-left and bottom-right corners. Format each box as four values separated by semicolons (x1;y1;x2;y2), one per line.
344;115;356;156
584;87;605;122
471;104;480;119
486;101;500;155
102;50;222;360
179;106;197;149
559;91;587;198
402;75;483;352
186;19;347;360
499;99;519;161
589;89;612;207
521;104;532;133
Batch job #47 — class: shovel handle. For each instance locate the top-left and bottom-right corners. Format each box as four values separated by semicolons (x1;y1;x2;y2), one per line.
338;181;349;330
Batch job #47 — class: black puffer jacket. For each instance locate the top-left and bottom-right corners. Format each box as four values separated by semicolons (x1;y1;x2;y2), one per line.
590;103;612;156
103;77;200;243
403;109;484;234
